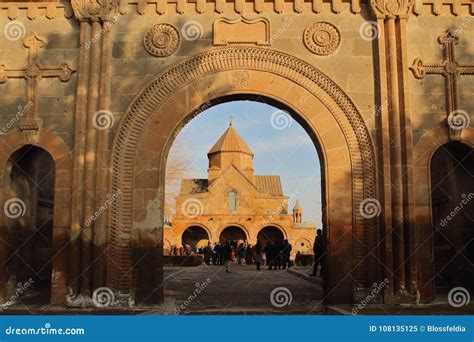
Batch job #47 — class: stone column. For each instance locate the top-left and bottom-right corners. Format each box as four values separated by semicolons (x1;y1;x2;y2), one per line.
68;18;91;300
369;0;417;304
93;15;115;290
70;0;119;301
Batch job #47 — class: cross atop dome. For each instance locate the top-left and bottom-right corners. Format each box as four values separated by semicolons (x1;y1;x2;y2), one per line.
228;114;234;126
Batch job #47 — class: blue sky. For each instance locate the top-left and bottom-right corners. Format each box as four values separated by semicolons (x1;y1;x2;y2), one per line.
168;100;322;227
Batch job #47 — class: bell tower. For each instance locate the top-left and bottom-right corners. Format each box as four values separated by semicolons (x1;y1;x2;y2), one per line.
293;200;302;223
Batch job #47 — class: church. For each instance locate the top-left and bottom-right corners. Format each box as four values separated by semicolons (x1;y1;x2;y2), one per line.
164;121;316;255
0;0;472;307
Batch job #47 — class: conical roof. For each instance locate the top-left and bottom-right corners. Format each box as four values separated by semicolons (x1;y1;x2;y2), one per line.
208;124;254;156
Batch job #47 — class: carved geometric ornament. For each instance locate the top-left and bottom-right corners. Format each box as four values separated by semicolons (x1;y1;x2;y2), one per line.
370;0;414;18
303;22;340;56
143;23;180;57
213;17;270;46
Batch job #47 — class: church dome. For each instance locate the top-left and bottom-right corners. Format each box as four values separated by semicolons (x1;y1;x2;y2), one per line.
208;124;254;156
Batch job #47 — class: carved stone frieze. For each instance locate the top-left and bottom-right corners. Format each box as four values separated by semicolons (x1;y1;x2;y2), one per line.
71;0;120;21
370;0;414;18
213;17;270;46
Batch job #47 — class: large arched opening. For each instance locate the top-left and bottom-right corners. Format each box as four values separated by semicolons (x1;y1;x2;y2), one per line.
219;226;248;245
430;141;474;295
4;146;55;304
182;225;210;251
108;47;378;305
257;226;285;246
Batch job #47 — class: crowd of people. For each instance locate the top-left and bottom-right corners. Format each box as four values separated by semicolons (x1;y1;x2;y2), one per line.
170;228;324;276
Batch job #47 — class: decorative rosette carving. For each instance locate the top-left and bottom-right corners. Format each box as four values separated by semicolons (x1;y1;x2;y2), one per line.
303;22;340;56
143;23;180;57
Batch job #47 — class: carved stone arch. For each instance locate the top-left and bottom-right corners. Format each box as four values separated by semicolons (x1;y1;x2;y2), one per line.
216;222;251;241
108;47;377;304
0;130;72;304
259;223;288;239
413;126;474;299
182;223;213;241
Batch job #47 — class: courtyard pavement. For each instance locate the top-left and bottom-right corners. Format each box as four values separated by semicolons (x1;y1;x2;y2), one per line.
163;264;324;315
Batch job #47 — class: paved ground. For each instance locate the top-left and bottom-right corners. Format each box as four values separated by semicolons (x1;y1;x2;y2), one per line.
163;264;324;315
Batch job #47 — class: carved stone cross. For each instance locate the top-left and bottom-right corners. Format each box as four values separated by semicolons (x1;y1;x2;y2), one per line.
410;30;474;140
0;33;75;137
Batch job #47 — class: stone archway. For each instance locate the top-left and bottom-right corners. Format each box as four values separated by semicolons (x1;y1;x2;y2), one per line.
0;130;72;305
430;142;473;293
257;226;285;246
413;127;474;301
108;47;377;305
182;225;210;251
220;226;248;244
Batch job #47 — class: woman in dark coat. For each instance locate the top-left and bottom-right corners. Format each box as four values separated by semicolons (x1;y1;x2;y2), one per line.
254;241;263;270
223;241;232;273
245;244;253;265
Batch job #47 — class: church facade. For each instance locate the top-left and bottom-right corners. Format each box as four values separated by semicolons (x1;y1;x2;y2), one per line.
164;123;316;254
0;0;472;307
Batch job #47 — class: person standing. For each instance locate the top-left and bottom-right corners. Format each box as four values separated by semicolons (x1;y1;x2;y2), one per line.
311;229;323;276
254;241;263;270
204;242;213;265
282;239;292;269
237;243;246;266
211;242;218;265
224;241;232;273
276;240;284;270
245;244;253;265
264;241;276;270
215;243;222;265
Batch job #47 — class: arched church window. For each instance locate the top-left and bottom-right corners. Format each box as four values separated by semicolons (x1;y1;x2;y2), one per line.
229;191;236;211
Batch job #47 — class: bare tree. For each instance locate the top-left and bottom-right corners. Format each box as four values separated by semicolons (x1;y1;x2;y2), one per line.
165;138;191;222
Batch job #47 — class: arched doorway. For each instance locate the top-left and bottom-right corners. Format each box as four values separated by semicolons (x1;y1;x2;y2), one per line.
294;238;312;254
182;226;210;251
257;226;285;246
5;146;55;304
220;226;247;246
109;47;378;305
430;142;474;294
